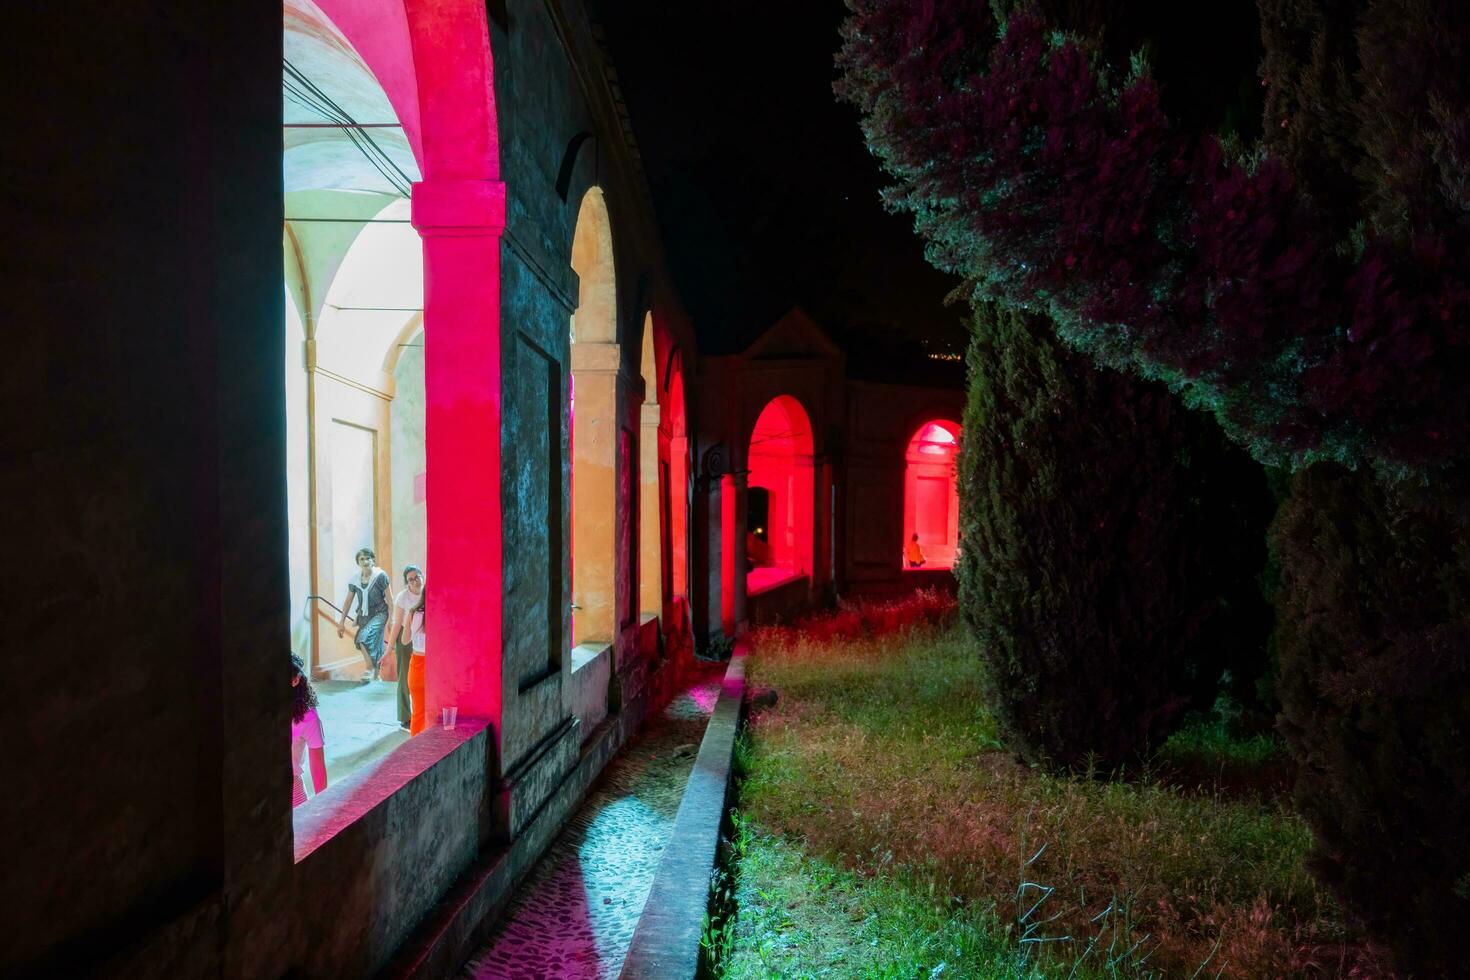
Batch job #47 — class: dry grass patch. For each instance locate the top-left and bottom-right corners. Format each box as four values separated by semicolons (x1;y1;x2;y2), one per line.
727;615;1384;977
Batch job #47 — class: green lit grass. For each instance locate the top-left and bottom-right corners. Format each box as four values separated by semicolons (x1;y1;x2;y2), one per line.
724;621;1366;978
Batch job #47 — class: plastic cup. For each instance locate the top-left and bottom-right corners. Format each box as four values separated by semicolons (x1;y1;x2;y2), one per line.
442;706;458;729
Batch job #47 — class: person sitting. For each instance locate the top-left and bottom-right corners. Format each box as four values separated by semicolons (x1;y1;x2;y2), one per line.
905;533;927;568
290;655;327;807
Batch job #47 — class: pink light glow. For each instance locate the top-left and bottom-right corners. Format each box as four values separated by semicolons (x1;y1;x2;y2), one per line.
308;0;426;165
747;396;815;591
916;422;958;454
364;0;503;742
667;364;689;600
903;419;961;570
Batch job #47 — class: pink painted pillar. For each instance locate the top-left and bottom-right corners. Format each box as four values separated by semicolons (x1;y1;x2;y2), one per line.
413;177;506;740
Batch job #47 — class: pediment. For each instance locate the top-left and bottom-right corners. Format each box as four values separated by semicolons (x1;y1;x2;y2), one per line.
743;307;844;361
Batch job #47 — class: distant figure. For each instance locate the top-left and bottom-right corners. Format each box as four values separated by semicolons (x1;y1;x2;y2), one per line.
391;565;425;731
337;546;390;683
290;655;327;807
905;533;926;568
407;587;427;736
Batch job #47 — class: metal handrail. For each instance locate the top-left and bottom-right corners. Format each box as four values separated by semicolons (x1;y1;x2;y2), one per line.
305;594;353;624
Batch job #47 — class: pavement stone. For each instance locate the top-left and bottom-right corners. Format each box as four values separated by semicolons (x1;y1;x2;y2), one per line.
312;678;410;789
460;665;725;980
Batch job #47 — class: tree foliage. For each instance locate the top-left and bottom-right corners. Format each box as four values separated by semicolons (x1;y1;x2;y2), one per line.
957;304;1272;769
836;0;1470;472
1272;465;1470;975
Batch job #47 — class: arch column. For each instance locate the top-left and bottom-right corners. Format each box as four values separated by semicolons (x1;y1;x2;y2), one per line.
639;400;662;615
818;455;836;596
412;177;506;733
571;340;621;643
793;454;817;578
723;470;749;635
669;433;690;599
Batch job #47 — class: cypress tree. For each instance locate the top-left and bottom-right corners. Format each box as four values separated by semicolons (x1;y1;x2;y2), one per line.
1272;465;1470;975
958;304;1272;769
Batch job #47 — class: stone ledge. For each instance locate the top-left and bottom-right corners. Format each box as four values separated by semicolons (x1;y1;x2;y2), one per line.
619;647;747;979
293;720;489;863
569;641;614;736
746;571;812;626
745;567;806;597
495;716;581;840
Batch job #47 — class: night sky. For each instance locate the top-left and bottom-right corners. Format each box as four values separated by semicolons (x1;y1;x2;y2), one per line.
592;1;1263;379
591;0;969;376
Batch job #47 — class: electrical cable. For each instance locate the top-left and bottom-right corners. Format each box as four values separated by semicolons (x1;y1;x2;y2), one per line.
283;58;414;197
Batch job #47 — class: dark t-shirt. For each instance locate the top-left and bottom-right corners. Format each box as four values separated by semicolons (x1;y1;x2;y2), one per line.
349;569;390;624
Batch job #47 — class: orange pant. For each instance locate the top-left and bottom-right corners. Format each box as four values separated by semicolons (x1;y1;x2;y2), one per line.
408;653;427;736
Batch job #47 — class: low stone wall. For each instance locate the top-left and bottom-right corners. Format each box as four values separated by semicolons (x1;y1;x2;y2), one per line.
845;566;957;598
292;722;493;978
746;573;811;625
569;642;614;736
380;644;675;979
620;648;747;979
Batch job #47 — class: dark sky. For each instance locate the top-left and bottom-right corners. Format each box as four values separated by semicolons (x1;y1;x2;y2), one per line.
591;0;969;371
591;1;1264;374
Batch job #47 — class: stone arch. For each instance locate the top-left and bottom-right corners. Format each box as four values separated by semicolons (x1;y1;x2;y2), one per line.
570;187;617;344
569;186;618;644
903;418;961;570
747;395;817;589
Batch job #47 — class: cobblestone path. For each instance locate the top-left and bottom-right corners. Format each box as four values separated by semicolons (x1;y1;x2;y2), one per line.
461;664;726;979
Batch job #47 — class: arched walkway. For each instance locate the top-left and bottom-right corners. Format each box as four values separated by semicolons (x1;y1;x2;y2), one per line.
902;419;960;570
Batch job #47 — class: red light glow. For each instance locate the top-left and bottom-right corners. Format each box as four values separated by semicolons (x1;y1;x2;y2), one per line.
747;396;815;589
903;419;960;570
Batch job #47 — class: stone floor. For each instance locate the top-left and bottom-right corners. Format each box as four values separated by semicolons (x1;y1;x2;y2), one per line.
460;664;726;980
313;677;409;787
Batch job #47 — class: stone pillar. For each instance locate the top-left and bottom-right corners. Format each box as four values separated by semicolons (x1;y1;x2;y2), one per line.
691;454;719;646
639;400;661;616
794;455;817;579
819;456;836;597
411;177;506;735
570;340;620;644
670;434;690;600
720;473;737;636
727;470;749;634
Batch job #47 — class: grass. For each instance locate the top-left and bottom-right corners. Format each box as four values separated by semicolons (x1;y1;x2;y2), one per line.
722;599;1381;978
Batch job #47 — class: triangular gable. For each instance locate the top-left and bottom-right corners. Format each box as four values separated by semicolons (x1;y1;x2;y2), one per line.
742;306;845;361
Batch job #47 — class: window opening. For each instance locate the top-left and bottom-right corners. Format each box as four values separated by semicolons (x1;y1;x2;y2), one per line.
284;0;426;818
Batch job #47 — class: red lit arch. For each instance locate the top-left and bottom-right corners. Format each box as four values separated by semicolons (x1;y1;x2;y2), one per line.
903;419;960;570
747;395;816;592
